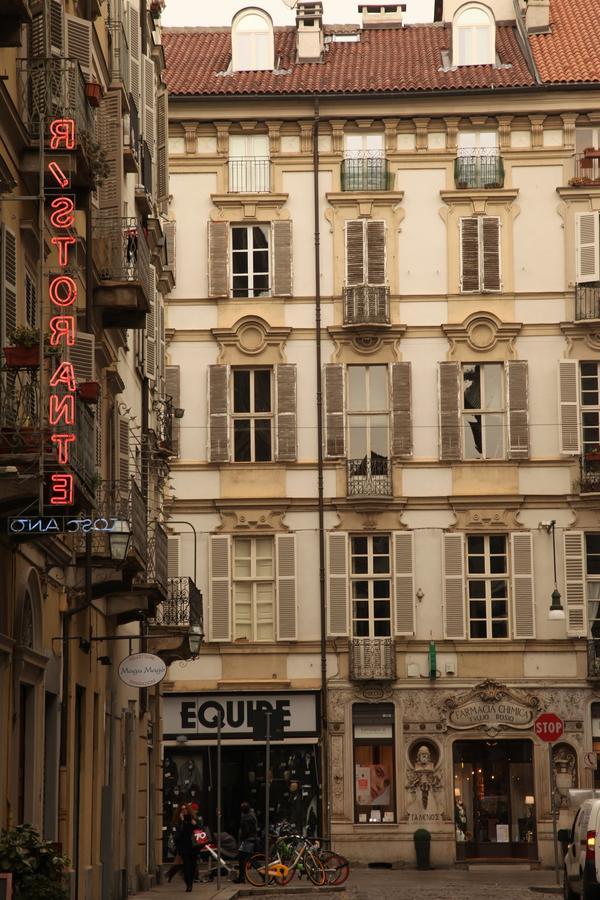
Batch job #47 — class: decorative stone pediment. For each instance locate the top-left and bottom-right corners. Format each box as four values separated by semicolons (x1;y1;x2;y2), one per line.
210;194;289;219
451;505;519;531
443;312;522;360
328;324;406;362
560;322;600;356
216;509;288;533
212;316;291;364
440;187;519;215
440;679;543;737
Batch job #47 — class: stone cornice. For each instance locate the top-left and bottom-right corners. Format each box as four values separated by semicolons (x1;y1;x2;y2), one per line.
210;193;288;216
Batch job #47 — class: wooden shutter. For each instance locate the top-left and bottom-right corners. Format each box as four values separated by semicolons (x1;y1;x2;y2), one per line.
158;299;166;390
144;266;156;381
66;15;92;75
25;270;37;327
481;216;501;292
511;532;535;639
394;531;415;636
443;533;466;639
156;89;169;213
142;55;155;161
324;364;345;458
166;365;181;456
507;360;529;460
576;212;600;284
327;532;349;636
0;225;17;348
564;530;586;637
69;331;95;384
439;361;461;461
366;220;386;284
208;364;229;462
209;534;231;641
165;220;176;280
391;362;412;457
277;533;297;640
276;364;297;462
272;220;293;297
460;217;480;292
95;398;103;473
128;5;141;113
167;535;180;578
118;414;130;487
345;220;365;286
50;0;64;54
208;221;228;297
558;360;580;455
97;91;123;213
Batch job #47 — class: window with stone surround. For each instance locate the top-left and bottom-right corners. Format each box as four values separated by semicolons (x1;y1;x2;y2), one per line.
233;535;275;641
466;534;509;639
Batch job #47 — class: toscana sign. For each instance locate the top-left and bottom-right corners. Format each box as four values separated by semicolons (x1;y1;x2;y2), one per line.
118;653;167;688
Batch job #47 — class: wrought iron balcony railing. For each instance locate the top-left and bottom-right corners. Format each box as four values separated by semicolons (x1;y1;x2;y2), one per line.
344;284;390;325
128;94;140;159
74;479;147;561
145;521;168;596
347;457;392;497
141;139;152;195
571;150;600;186
154;395;174;452
92;214;152;306
576;283;600;321
454;150;505;189
580;452;600;494
109;17;130;92
588;640;600;678
18;57;95;142
155;576;203;628
349;637;396;681
341;155;391;191
228;157;270;193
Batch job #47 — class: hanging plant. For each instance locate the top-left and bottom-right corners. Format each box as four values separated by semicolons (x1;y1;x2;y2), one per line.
80;130;111;188
4;326;40;367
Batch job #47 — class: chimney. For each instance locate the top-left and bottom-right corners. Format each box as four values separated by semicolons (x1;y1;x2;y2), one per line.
525;0;550;33
359;4;405;28
296;2;324;63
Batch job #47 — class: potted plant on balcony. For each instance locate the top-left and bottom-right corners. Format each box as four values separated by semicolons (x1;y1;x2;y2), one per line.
150;0;165;17
84;79;103;108
77;380;101;404
585;444;600;461
4;326;40;367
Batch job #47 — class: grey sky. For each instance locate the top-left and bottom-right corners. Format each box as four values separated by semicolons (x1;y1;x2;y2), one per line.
162;0;435;27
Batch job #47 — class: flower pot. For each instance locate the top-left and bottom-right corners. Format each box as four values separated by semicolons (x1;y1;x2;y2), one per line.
3;346;40;367
413;830;431;870
77;381;101;403
85;81;102;108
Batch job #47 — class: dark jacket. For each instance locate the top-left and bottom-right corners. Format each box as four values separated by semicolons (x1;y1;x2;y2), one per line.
175;818;202;856
239;810;258;843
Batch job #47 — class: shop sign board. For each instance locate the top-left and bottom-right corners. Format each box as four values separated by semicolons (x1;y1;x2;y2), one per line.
440;679;542;736
8;516;125;535
534;712;564;742
163;691;319;741
118;653;167;688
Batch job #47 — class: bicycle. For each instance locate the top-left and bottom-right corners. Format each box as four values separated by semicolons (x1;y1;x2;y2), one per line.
245;835;325;886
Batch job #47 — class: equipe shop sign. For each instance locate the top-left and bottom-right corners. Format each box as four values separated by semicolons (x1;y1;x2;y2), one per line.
118;653;167;688
162;692;319;741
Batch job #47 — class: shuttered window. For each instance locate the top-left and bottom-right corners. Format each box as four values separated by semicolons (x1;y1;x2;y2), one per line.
345;219;386;286
68;331;95;384
391;362;412;458
324;364;345;458
327;532;349;636
510;532;535;639
156;89;169;213
558;359;581;456
165;365;181;457
1;225;17;348
233;536;275;641
96;91;123;214
467;534;509;639
209;222;292;298
66;15;92;75
586;534;600;639
350;535;392;638
275;363;297;462
564;531;586;637
460;216;501;293
232;368;273;462
443;533;466;639
576;212;600;284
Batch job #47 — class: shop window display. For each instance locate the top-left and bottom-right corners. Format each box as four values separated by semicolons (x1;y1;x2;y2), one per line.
353;703;395;823
162;745;320;860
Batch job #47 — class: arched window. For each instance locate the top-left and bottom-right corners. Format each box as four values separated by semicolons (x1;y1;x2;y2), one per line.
232;8;274;72
453;4;495;66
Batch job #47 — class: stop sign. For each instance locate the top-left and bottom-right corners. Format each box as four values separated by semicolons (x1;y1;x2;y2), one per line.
534;712;564;742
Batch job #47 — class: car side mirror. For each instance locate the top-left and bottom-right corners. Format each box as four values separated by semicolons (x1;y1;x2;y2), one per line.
558;829;571;842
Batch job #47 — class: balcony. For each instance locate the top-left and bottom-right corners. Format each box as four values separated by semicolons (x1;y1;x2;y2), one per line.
576;284;600;321
454;150;505;190
93;215;151;327
341;155;391;192
155;577;203;628
124;95;140;173
0;0;31;47
154;395;174;456
349;638;396;681
580;452;600;494
138;521;168;601
108;16;130;94
344;284;390;326
75;479;148;565
570;150;600;187
228;158;270;193
347;457;392;497
588;640;600;678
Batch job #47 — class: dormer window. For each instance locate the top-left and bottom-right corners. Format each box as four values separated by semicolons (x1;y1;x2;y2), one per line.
452;3;495;66
232;8;274;72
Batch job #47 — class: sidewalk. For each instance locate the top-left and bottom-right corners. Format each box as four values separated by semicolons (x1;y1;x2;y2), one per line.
132;876;345;900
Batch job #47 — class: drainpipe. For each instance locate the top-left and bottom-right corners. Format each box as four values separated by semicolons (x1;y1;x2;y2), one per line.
313;97;330;841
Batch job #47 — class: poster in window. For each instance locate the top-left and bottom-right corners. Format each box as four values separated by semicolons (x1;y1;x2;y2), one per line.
355;765;371;806
369;764;391;805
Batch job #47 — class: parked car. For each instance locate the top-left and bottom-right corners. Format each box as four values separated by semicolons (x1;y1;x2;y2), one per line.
563;798;600;899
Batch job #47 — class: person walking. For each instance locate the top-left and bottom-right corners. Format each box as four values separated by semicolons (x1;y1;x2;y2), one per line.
174;806;201;892
234;801;258;884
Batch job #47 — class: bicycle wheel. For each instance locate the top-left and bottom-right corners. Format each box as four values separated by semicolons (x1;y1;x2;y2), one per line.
304;850;326;886
320;850;350;886
245;853;274;886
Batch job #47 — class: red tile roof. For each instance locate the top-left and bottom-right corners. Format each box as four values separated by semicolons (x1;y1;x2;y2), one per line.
530;0;600;84
163;24;535;97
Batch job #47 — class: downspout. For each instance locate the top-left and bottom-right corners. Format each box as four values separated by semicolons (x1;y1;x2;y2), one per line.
313;97;330;841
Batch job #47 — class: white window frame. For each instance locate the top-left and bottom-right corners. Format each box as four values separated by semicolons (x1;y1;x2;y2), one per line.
231;223;270;298
576;126;600;155
350;534;392;639
347;365;390;461
231;8;274;72
461;362;506;460
452;3;495;67
233;535;275;642
466;534;510;640
232;367;273;463
457;131;498;156
228;134;270;192
344;132;385;160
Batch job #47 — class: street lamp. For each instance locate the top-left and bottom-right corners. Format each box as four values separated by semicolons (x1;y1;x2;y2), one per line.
188;622;204;658
108;519;132;562
543;520;565;621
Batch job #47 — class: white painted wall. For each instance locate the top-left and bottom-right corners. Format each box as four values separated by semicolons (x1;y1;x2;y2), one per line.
169;173;218;300
399;169;448;295
512;165;565;294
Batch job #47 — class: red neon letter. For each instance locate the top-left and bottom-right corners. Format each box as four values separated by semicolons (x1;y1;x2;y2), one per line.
49;119;76;150
49;275;77;308
49;197;75;229
48;161;69;188
50;473;74;506
49;393;75;426
51;236;76;267
49;316;75;347
49;361;77;392
51;433;76;465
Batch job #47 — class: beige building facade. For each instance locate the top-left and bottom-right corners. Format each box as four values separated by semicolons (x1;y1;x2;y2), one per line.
163;0;600;867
